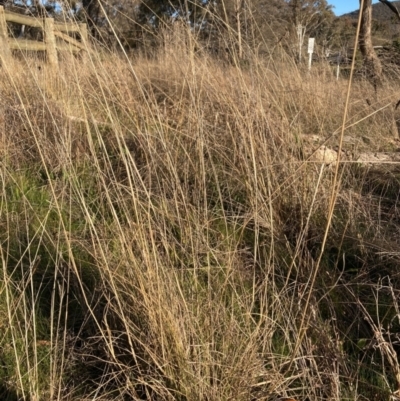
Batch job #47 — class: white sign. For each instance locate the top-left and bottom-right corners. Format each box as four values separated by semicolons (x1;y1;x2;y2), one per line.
308;38;315;70
308;38;315;54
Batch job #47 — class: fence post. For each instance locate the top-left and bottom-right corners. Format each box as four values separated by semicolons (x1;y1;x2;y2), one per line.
44;17;58;68
0;6;11;63
79;23;89;64
79;23;88;45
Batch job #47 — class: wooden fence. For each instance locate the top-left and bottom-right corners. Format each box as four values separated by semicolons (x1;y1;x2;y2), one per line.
0;5;88;68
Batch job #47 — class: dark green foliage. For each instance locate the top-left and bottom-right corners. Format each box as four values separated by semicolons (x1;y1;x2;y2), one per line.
0;168;106;398
138;0;210;26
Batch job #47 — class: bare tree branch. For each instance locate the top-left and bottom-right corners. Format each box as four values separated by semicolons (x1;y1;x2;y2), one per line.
378;0;400;22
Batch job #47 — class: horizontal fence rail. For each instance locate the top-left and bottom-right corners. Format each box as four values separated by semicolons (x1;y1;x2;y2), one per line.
0;5;88;67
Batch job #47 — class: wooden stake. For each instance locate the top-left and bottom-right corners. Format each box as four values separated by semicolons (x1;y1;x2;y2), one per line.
79;23;88;45
44;17;58;68
0;6;11;63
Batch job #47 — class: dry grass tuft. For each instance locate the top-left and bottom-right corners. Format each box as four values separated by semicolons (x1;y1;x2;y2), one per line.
1;23;400;401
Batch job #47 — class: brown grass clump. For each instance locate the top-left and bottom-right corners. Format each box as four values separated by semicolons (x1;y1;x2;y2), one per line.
1;23;400;401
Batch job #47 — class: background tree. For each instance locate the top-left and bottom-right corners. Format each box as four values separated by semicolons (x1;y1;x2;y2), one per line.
283;0;335;58
286;0;335;36
358;0;400;88
136;0;211;28
359;0;383;88
81;0;101;36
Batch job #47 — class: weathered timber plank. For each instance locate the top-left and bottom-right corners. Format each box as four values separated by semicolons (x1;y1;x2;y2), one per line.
9;38;82;53
57;41;81;53
9;38;47;51
4;11;44;28
54;30;85;50
53;22;81;33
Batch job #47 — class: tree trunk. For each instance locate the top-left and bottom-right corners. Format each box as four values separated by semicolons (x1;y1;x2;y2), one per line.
359;0;382;89
291;0;299;26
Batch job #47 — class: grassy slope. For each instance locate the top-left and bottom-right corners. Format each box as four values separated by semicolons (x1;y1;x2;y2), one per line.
342;1;400;21
1;26;400;401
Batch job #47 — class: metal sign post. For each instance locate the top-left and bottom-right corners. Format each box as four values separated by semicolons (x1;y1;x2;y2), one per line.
308;37;315;70
297;24;306;62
